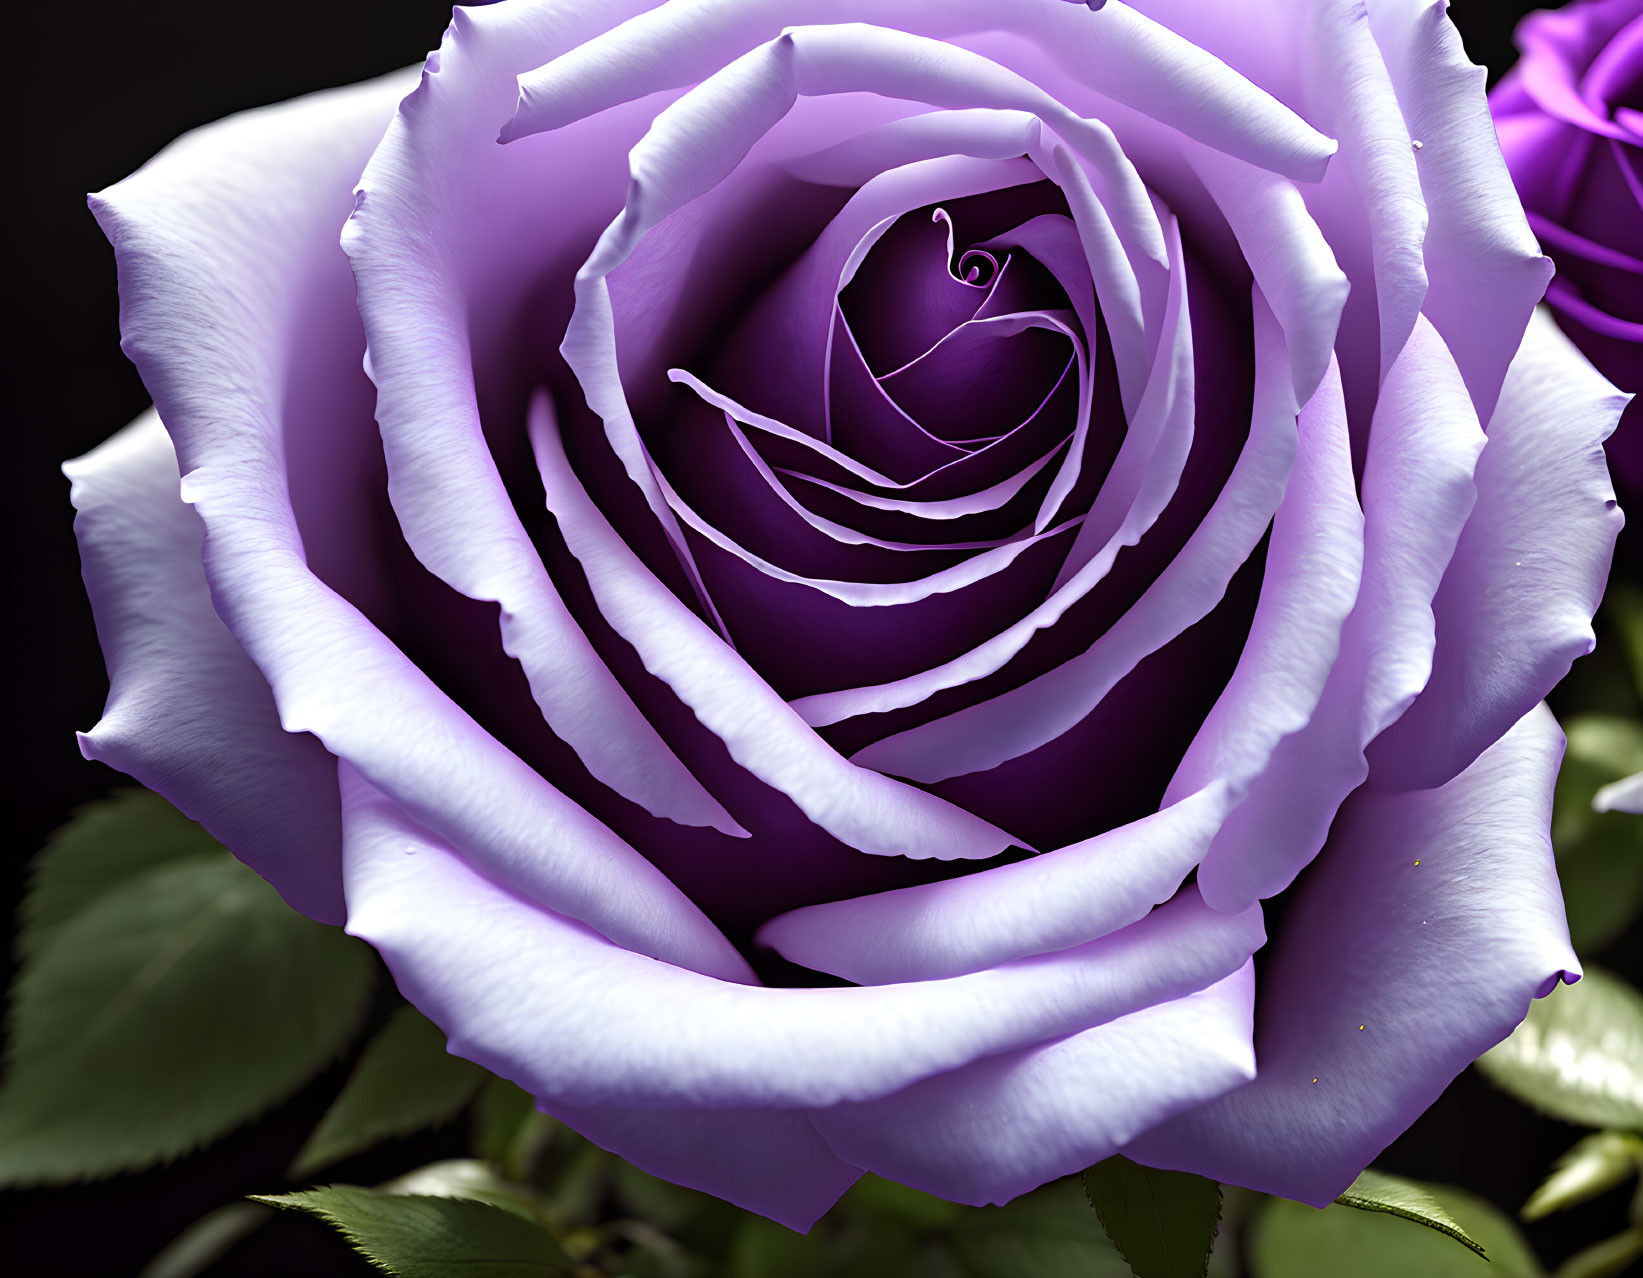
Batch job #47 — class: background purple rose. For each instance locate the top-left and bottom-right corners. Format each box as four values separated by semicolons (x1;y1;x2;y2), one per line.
1492;0;1643;503
66;0;1622;1232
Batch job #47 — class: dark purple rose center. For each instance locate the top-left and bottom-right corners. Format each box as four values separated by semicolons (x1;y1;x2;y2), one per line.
360;162;1260;968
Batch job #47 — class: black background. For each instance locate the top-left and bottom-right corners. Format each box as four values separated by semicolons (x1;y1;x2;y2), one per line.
1;2;1628;1274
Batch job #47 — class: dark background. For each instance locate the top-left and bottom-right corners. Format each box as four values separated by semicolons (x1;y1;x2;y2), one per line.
1;1;1620;1274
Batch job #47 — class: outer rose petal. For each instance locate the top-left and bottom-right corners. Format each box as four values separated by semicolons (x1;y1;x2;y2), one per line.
340;764;1264;1110
809;964;1255;1206
81;71;417;921
90;67;750;981
66;414;347;922
1196;315;1484;911
1368;309;1626;790
545;1104;859;1233
342;0;756;837
1310;0;1430;386
1125;704;1579;1205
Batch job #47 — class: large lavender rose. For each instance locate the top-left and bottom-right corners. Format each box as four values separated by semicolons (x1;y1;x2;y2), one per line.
1492;0;1642;503
69;0;1622;1229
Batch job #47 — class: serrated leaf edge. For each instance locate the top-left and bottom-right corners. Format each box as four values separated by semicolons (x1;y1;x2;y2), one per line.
251;1187;573;1276
1082;1161;1223;1278
0;857;375;1188
1332;1190;1488;1260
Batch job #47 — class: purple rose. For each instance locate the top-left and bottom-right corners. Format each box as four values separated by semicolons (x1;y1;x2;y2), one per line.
1492;0;1643;503
69;0;1622;1229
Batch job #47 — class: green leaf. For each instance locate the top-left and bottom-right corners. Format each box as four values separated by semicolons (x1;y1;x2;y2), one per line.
722;1176;958;1278
1523;1132;1643;1221
1082;1155;1222;1278
842;1174;964;1231
611;1159;718;1234
254;1185;575;1277
380;1160;544;1222
473;1076;552;1184
1253;1182;1543;1278
137;1202;272;1278
591;1219;701;1278
1553;718;1643;951
728;1216;842;1278
1476;966;1643;1129
294;1005;487;1176
16;789;222;962
1333;1168;1487;1257
1551;1226;1643;1278
951;1176;1133;1278
539;1139;614;1229
0;851;374;1185
1608;581;1643;695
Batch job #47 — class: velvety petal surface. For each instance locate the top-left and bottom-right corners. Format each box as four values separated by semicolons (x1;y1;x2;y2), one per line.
529;393;1022;861
342;764;1264;1110
83;73;420;918
343;0;751;835
506;0;1335;184
545;1103;860;1232
811;964;1256;1206
1125;704;1579;1205
1196;316;1483;911
1368;309;1625;791
1368;0;1553;423
757;784;1234;983
66;414;348;922
89;64;749;983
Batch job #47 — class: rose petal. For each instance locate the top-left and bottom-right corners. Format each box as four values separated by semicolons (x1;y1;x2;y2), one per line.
877;316;1080;447
850;286;1291;778
825;308;984;478
88;70;752;982
779;446;1063;522
810;964;1255;1206
1125;704;1579;1206
1197;315;1483;910
83;71;421;930
65;414;348;922
1051;213;1191;583
1312;0;1429;385
1366;308;1626;791
341;6;763;836
1368;0;1553;423
658;408;1035;558
652;439;1082;608
506;0;1335;183
341;766;1265;1108
1181;141;1349;404
543;1104;859;1233
1166;351;1362;804
673;369;1073;531
1510;0;1642;142
757;783;1234;983
528;391;1025;861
